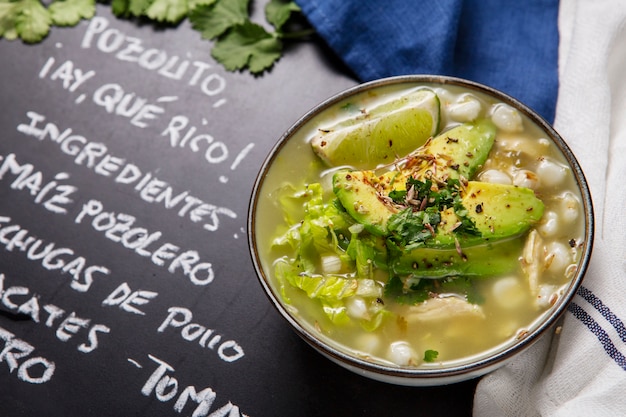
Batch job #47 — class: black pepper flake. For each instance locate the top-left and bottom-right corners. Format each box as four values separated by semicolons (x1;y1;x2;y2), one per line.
451;163;460;170
569;239;577;248
475;203;483;213
466;152;474;158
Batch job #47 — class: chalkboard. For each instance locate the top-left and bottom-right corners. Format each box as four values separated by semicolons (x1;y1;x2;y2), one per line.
0;5;478;416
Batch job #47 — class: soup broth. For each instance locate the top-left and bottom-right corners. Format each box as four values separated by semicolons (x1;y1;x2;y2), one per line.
254;82;585;368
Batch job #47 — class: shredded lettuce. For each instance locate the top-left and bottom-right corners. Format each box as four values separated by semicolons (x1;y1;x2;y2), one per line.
321;300;350;325
274;183;353;271
273;182;390;330
346;233;388;279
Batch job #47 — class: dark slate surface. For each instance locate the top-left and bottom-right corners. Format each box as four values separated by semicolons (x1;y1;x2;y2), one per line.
0;5;477;416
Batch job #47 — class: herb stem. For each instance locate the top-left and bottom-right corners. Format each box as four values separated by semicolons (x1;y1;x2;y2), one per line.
278;28;316;40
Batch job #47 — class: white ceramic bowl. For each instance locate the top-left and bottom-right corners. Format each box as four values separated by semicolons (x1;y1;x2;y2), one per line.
248;75;594;386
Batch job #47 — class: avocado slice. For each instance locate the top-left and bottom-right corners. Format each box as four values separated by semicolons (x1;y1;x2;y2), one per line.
432;181;544;247
332;170;396;236
390;237;524;279
408;119;496;182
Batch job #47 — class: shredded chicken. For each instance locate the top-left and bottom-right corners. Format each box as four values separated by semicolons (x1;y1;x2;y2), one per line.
405;296;485;323
521;229;544;296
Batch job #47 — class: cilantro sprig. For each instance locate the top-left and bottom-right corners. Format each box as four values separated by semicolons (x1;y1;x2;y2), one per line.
1;0;311;74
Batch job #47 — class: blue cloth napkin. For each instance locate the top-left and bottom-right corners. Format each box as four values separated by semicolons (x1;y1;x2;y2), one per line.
295;0;559;123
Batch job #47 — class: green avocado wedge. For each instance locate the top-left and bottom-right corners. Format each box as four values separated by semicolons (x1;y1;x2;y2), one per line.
431;181;544;247
390;237;525;279
332;170;393;237
408;119;496;182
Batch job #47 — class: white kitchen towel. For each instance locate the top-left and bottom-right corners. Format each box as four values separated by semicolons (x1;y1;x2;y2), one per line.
474;1;626;416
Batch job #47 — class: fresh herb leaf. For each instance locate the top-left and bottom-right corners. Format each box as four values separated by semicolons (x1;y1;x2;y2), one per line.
0;0;21;40
387;207;438;249
110;0;128;17
452;199;482;237
130;0;152;15
388;189;406;203
2;0;311;75
49;0;95;26
145;0;187;23
15;0;52;43
211;20;282;73
387;176;480;249
114;0;152;17
265;0;299;30
189;0;248;40
408;177;436;200
187;0;215;10
423;349;439;362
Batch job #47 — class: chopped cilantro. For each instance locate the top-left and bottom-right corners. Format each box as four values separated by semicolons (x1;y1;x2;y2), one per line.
387;176;480;249
387;207;440;249
265;0;300;29
423;349;439;362
452;200;482;237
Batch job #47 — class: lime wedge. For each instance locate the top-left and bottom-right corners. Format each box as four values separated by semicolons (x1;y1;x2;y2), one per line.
311;88;440;169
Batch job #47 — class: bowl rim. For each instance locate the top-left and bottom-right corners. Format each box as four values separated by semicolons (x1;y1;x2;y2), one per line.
247;74;595;382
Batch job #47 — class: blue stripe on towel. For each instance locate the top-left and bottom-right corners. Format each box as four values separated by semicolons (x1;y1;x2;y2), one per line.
577;286;626;343
568;300;626;371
